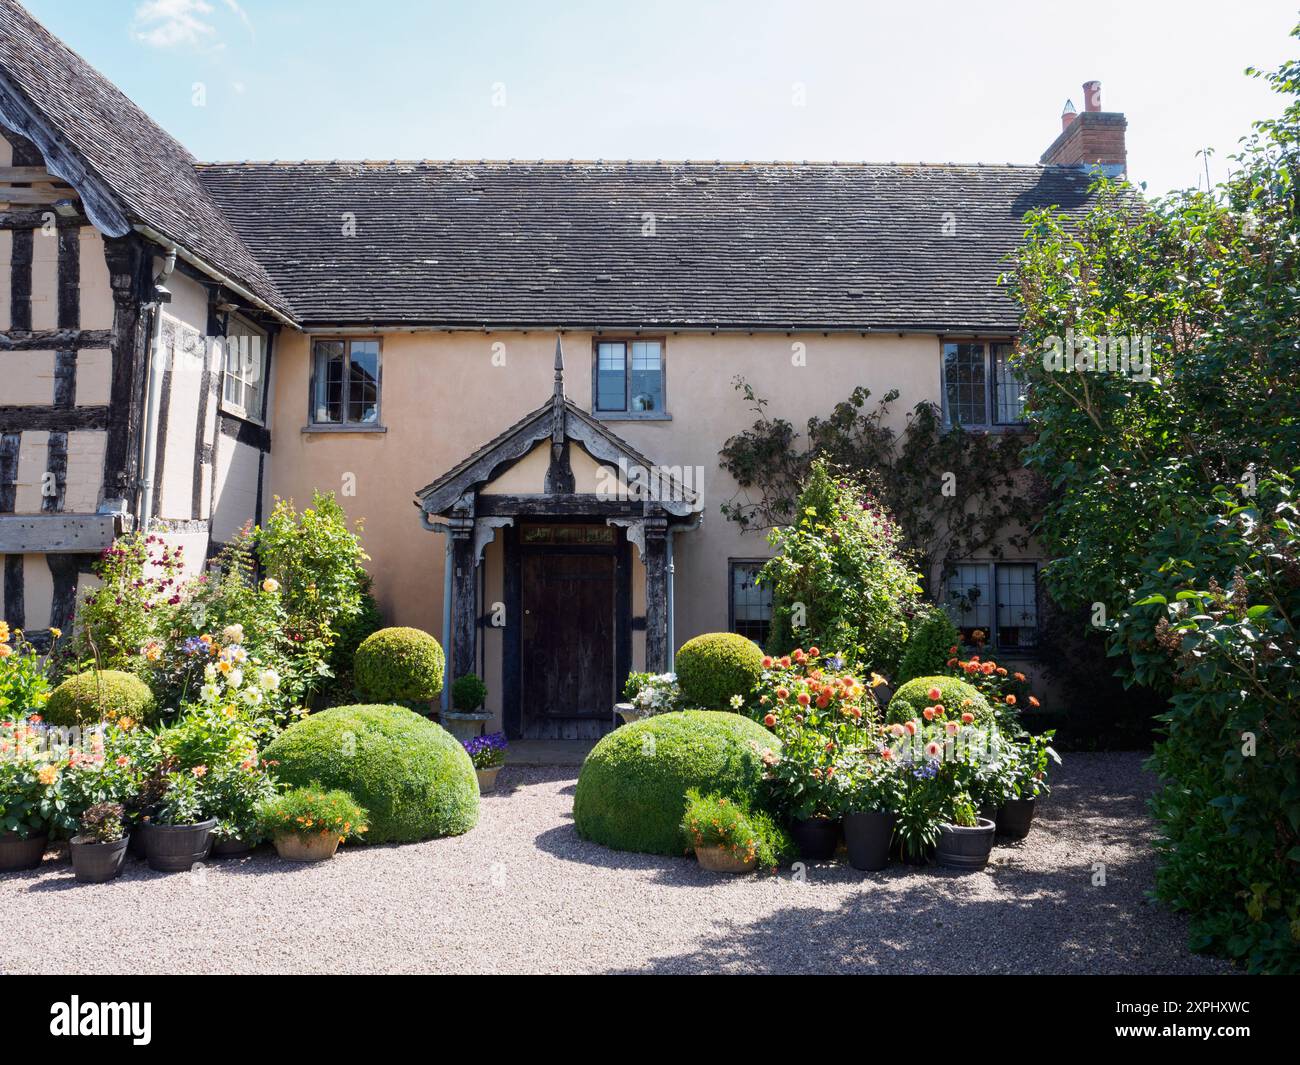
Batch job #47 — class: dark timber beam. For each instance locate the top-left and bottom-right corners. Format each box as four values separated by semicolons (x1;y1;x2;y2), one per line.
448;495;477;690
643;516;669;672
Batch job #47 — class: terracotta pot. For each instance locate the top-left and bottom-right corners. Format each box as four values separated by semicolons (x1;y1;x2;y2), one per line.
790;816;841;861
936;818;997;871
695;845;757;874
476;766;502;793
996;797;1036;840
273;832;341;862
70;836;129;883
843;811;895;872
145;818;216;872
0;832;47;872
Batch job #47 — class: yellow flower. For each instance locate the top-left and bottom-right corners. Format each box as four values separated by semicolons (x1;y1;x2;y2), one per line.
37;765;59;785
49;627;61;640
0;644;11;659
261;578;280;594
0;621;10;643
116;715;136;731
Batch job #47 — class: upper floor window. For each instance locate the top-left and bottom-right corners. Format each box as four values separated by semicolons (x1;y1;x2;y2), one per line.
311;338;381;427
942;341;1026;428
729;560;773;648
220;315;267;423
594;339;665;416
944;561;1039;651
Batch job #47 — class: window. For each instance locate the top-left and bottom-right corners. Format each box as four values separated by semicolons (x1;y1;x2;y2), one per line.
944;561;1039;650
593;339;665;415
942;341;1027;428
220;315;268;422
729;560;773;647
311;338;381;427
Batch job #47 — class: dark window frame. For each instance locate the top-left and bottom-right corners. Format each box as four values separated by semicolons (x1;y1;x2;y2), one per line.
306;336;385;432
940;339;1028;430
728;558;773;648
942;559;1041;653
590;336;670;420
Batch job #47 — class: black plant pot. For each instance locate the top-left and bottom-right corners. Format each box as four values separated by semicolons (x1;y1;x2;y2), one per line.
843;811;895;872
210;837;255;858
790;816;841;861
144;819;216;872
936;818;997;871
978;804;999;826
0;832;47;872
128;821;153;858
996;798;1036;840
70;836;129;883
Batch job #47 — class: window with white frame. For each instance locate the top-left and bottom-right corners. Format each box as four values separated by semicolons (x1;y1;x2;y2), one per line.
944;561;1039;650
729;560;773;647
310;338;381;427
220;315;268;422
942;341;1027;428
594;339;665;414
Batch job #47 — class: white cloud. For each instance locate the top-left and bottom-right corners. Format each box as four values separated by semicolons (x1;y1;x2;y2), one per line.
132;0;219;49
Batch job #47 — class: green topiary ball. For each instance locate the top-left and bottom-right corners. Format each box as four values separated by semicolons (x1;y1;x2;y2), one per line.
896;608;961;685
262;704;477;843
451;672;487;711
886;675;994;725
43;669;157;728
573;710;779;855
673;632;764;709
353;627;445;704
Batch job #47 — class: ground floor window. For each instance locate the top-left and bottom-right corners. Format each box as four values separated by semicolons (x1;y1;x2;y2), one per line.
943;561;1039;650
729;559;773;647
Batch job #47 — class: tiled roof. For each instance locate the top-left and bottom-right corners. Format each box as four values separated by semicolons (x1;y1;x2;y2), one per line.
0;0;293;318
196;159;1097;331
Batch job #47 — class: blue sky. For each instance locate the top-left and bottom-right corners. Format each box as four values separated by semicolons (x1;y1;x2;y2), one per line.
22;0;1300;195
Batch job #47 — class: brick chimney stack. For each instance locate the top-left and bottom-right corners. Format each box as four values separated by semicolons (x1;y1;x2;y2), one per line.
1041;80;1126;175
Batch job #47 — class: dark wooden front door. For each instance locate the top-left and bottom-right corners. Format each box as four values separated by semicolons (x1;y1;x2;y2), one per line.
522;551;616;728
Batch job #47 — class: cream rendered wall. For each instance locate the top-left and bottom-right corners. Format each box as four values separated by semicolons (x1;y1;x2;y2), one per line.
268;329;946;726
78;227;113;331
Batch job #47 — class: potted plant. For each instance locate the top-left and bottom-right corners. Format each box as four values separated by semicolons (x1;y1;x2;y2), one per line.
997;732;1060;840
0;717;60;872
936;792;996;870
680;789;792;874
893;754;946;864
70;801;129;883
463;731;508;793
144;769;218;872
444;672;491;741
258;784;368;862
618;671;680;723
842;746;902;872
207;757;278;857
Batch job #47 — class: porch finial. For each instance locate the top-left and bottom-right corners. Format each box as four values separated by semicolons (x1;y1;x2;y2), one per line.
551;334;565;454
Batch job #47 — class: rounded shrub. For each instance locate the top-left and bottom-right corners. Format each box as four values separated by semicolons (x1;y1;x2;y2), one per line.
261;704;477;842
674;632;764;709
886;675;993;725
896;608;961;685
354;626;445;704
451;672;487;712
573;710;778;855
43;670;157;728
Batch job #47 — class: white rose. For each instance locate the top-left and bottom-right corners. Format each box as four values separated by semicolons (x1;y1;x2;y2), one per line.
259;668;281;691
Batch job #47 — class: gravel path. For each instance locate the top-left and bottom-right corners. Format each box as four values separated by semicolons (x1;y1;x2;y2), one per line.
0;752;1235;975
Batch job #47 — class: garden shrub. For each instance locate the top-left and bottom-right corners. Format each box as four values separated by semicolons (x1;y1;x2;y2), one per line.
262;703;477;842
886;675;992;726
895;607;960;685
674;632;763;709
680;788;795;870
354;627;445;704
451;672;488;711
573;710;777;855
759;460;922;674
44;670;157;728
324;587;384;703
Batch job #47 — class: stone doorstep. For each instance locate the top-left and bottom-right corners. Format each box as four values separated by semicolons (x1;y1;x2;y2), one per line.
505;739;594;767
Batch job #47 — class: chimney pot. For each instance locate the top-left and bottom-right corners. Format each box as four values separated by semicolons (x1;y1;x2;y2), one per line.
1083;80;1102;112
1061;98;1077;132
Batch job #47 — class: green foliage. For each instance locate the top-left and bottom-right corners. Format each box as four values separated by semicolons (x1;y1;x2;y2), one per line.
76;802;126;844
353;627;445;704
719;380;1034;589
896;607;960;684
262;704;478;843
451;672;488;711
674;632;763;709
0;624;54;718
573;710;777;855
257;783;368;843
44;670;157;729
886;676;993;727
680;788;795;870
1007;30;1300;972
758;460;922;673
324;587;384;704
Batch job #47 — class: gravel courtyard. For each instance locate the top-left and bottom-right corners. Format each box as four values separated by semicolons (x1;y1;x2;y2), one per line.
1;752;1234;975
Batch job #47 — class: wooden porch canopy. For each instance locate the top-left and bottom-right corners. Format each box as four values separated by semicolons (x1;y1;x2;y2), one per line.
415;337;700;686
